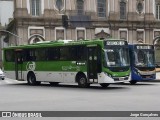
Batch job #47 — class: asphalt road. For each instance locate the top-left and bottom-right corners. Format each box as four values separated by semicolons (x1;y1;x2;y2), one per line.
0;78;160;120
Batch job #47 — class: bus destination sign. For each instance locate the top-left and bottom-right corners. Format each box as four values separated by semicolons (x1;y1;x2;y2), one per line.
136;45;152;49
105;41;126;46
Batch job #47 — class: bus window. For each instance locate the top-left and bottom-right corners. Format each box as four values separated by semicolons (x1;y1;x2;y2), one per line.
23;49;36;61
47;48;60;61
107;50;116;65
23;49;30;61
138;50;145;63
134;50;155;67
60;47;70;60
77;46;86;60
104;48;129;67
69;47;77;60
5;50;15;62
35;49;46;61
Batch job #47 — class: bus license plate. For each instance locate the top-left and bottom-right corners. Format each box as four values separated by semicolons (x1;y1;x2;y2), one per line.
119;78;124;81
146;76;150;78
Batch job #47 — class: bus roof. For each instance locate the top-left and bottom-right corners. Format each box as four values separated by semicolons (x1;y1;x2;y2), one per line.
128;43;153;46
3;39;128;50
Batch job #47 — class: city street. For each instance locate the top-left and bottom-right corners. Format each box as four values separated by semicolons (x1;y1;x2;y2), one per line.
0;78;160;112
1;78;160;120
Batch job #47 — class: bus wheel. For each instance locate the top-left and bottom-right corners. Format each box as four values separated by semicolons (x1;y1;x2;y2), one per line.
77;75;90;88
130;81;137;85
49;82;59;86
27;73;41;85
100;83;110;88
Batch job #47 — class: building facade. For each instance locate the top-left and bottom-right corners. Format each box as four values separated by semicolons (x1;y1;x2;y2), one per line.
7;0;160;47
0;0;13;67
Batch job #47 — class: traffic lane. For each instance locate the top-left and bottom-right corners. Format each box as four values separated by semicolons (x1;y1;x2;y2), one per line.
0;82;128;110
0;80;159;111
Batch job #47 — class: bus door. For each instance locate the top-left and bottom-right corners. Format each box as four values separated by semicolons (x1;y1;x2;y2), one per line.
15;49;23;80
87;46;99;83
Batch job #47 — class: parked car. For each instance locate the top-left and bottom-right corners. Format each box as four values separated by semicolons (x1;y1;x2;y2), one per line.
0;68;5;80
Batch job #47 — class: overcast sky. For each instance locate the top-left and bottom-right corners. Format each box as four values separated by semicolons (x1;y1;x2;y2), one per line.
0;1;13;26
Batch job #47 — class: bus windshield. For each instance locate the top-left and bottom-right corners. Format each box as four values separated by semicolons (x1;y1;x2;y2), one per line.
134;50;155;67
104;47;130;67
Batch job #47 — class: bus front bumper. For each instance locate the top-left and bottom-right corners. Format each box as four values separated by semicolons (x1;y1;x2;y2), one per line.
98;72;130;83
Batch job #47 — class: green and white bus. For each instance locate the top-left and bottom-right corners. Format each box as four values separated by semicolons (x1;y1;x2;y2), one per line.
3;39;130;87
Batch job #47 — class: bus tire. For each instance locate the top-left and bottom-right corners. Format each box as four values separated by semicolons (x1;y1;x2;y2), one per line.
49;82;59;86
77;75;90;88
100;83;110;88
130;80;137;85
27;73;41;85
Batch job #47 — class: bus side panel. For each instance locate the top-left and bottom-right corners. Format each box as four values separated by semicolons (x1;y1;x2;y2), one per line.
3;61;16;80
23;61;87;83
5;71;16;80
63;72;77;83
32;71;63;82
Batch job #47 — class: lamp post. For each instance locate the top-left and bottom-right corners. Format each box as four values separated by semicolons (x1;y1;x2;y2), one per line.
0;30;22;46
